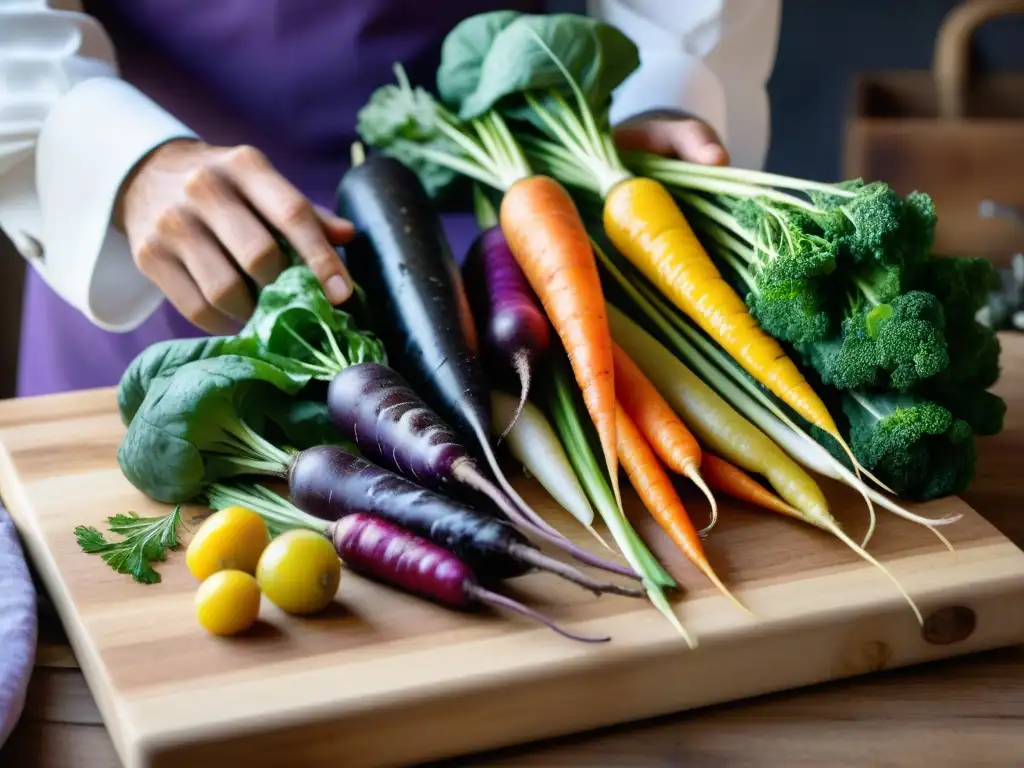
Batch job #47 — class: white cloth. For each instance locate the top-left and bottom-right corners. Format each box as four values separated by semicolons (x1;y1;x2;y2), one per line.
0;507;36;748
0;0;781;332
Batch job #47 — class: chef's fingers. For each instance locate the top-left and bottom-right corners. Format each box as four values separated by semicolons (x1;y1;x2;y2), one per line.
184;166;288;287
222;145;353;304
170;213;255;324
614;117;730;166
313;204;356;245
139;247;239;335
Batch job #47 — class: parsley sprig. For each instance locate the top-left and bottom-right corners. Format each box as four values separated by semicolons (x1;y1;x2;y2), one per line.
75;506;184;584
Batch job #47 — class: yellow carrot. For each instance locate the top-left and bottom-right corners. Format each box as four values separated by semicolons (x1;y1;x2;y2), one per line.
603;177;839;439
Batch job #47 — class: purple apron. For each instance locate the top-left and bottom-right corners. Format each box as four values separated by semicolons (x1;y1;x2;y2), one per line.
17;0;539;397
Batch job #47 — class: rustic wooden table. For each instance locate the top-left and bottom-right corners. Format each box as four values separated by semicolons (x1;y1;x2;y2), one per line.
4;336;1023;768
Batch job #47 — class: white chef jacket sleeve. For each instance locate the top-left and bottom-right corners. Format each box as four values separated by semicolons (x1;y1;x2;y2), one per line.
0;1;197;331
587;0;782;170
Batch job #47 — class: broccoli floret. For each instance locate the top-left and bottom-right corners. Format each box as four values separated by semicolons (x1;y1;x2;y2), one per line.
900;190;937;263
909;255;998;325
810;182;936;268
801;290;949;391
942;319;1001;390
875;290;949;389
935;390;1007;436
855;263;903;304
730;197;838;283
841;391;976;500
747;279;834;344
812;181;905;266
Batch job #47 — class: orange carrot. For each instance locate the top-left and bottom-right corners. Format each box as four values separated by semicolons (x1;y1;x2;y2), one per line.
611;340;718;532
615;404;750;618
701;453;803;522
501;176;620;507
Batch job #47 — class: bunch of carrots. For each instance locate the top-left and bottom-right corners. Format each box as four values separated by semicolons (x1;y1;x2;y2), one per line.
348;18;955;642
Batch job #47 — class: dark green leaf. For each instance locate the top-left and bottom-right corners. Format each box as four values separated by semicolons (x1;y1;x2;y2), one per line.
436;10;525;109
118;335;260;426
118;355;306;503
436;12;640;121
264;398;354;451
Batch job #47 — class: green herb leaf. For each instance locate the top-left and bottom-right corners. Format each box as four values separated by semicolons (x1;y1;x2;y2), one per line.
74;506;184;584
239;266;387;375
437;12;639;122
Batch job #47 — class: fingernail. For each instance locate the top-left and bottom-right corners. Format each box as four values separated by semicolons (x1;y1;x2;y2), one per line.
325;275;352;304
703;144;728;165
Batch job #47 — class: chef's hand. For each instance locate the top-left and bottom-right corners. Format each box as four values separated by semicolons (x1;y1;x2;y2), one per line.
613;112;730;166
116;139;355;335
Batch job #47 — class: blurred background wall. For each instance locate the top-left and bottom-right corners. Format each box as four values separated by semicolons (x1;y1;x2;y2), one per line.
1;0;1022;397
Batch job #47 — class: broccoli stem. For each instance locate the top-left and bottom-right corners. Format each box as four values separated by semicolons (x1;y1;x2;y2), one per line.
853;276;882;307
622;150;858;200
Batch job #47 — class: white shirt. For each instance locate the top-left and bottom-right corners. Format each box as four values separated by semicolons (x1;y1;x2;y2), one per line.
0;0;781;333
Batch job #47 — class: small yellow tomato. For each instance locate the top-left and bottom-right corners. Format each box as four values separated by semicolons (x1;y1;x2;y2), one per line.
186;506;269;581
195;570;261;636
256;530;341;615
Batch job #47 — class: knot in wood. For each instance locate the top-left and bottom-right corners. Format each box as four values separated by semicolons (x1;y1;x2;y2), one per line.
922;606;976;645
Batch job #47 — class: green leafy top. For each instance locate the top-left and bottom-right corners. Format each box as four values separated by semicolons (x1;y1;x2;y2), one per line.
117;355;302;504
117;335;259;426
239;265;387;376
75;506;183;584
356;66;465;198
117;266;386;428
437;11;639;122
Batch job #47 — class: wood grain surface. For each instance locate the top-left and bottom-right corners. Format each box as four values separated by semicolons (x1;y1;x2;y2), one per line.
3;338;1024;767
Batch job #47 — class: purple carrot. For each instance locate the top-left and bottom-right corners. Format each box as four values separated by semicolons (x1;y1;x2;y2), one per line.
463;226;551;438
332;513;609;643
327;362;639;581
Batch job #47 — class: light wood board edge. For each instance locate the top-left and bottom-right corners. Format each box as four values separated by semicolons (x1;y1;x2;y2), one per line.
0;441;137;768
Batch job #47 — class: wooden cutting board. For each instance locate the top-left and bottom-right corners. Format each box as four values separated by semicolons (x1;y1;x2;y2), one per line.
2;388;1024;768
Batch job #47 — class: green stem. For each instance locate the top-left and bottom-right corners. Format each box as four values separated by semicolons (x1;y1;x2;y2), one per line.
220;419;292;467
211;456;288;475
854;276;882;307
279;322;341;371
661;173;821;212
675;192;755;245
547;361;674;589
412;143;505;190
206;483;328;534
520;140;600;194
473;185;499;230
482;111;532;182
695;217;756;266
849;390;886;423
622;150;857;199
715;245;758;295
317;319;348;370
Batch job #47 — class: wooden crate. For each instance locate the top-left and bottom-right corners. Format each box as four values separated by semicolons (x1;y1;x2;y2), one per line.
844;0;1024;266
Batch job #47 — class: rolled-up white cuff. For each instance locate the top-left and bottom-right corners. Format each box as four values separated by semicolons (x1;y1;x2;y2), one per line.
34;77;198;331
